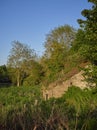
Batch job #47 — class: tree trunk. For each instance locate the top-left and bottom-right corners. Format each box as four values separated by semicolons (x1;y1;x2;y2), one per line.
17;69;20;87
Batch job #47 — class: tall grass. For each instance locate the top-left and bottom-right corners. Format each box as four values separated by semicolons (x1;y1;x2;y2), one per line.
0;86;97;130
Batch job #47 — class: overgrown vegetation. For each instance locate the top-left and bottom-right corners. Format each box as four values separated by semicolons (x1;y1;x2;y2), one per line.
0;0;97;129
0;86;97;130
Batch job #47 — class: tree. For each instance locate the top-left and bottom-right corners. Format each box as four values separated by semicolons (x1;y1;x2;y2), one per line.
71;29;86;52
7;41;36;86
44;25;76;58
23;60;44;86
41;25;76;83
78;0;97;65
77;0;97;87
0;65;10;84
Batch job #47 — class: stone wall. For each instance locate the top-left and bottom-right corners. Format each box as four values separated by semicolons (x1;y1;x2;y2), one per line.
43;70;88;99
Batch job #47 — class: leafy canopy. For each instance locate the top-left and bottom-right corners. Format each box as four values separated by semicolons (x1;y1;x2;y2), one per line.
7;41;36;86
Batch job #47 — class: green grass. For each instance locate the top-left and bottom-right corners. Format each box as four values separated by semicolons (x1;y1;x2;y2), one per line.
0;86;97;130
0;86;42;106
0;86;43;130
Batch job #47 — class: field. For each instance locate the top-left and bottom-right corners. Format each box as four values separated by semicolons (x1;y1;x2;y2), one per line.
0;86;42;130
0;86;97;130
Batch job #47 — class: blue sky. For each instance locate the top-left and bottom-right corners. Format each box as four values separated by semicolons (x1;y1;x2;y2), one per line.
0;0;92;65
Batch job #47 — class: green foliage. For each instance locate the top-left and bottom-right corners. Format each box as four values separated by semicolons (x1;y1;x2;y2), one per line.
63;86;92;112
0;86;42;107
7;41;36;86
2;0;97;129
0;86;97;130
0;65;9;82
41;25;77;83
82;64;97;87
45;24;76;49
23;60;44;86
61;86;97;130
0;85;43;130
75;0;97;90
78;0;97;65
71;29;87;55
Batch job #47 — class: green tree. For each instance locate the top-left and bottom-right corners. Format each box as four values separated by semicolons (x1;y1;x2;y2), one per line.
78;0;97;65
42;25;76;83
44;25;76;58
23;60;44;86
7;41;36;86
77;0;97;87
0;65;10;84
71;29;86;52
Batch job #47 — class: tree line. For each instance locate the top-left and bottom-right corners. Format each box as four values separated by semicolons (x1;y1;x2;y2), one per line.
0;0;97;89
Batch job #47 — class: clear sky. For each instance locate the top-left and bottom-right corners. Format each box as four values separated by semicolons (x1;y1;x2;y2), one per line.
0;0;92;65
